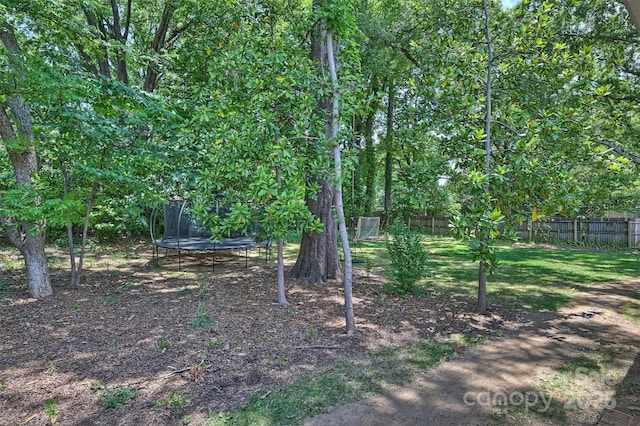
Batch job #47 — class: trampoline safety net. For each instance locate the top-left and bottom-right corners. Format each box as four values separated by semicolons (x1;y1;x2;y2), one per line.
150;199;269;271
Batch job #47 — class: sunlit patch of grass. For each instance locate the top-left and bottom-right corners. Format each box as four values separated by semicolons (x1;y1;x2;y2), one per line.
410;236;640;312
290;235;640;313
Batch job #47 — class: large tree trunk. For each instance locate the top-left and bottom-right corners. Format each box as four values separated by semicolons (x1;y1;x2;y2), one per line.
290;178;341;283
18;234;52;298
290;0;341;284
0;103;53;299
0;23;52;298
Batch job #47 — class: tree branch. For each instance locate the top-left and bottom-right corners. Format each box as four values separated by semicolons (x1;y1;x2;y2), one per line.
123;0;133;41
144;0;177;92
596;138;640;164
492;120;524;136
562;31;640;45
398;45;420;67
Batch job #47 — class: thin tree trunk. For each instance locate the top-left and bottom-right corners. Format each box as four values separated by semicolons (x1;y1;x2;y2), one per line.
384;150;393;224
383;83;395;227
61;163;78;284
144;0;176;93
83;9;111;78
275;164;288;305
477;0;493;315
71;183;98;287
363;106;376;217
110;0;130;85
276;239;288;305
477;262;487;314
327;28;355;334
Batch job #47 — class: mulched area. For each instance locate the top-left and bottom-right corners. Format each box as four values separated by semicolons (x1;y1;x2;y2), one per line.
0;246;501;426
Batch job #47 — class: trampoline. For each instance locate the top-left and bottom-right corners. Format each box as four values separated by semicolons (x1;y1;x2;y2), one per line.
150;199;269;271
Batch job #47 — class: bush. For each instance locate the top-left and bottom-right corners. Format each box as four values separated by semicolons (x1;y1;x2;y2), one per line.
98;384;139;409
385;220;428;295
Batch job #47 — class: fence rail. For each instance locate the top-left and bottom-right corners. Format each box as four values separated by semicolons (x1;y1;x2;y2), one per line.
406;216;640;249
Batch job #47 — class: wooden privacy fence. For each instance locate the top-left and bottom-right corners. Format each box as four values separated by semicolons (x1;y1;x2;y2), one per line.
407;216;640;249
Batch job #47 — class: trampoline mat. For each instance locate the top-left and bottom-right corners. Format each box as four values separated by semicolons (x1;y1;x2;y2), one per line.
154;237;258;251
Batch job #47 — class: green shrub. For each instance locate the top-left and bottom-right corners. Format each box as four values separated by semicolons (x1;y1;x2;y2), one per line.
98;384;139;409
190;301;214;330
43;401;58;421
156;390;191;409
157;336;171;349
385;219;427;295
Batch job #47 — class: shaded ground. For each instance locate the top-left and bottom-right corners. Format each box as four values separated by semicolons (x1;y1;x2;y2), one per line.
0;245;499;426
306;281;640;426
0;245;638;425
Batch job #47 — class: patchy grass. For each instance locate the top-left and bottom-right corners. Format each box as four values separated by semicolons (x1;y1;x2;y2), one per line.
495;348;629;425
209;335;480;426
621;297;640;324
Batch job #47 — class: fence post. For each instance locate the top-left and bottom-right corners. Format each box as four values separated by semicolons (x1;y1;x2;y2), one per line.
432;217;435;234
574;220;578;243
628;219;632;249
408;217;411;232
528;219;533;241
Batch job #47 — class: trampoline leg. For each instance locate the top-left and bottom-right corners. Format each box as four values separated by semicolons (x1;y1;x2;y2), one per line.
178;249;182;272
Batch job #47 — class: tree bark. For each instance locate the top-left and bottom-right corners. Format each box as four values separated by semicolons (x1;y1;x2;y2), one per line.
276;239;288;305
477;262;487;314
476;0;493;315
0;24;52;298
144;0;177;93
383;83;395;226
326;28;355;334
290;178;340;283
290;0;341;284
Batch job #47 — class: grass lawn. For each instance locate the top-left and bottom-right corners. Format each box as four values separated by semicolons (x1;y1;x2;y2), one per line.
348;236;640;312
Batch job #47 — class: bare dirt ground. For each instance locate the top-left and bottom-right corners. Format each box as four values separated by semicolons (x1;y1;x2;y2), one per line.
0;244;639;426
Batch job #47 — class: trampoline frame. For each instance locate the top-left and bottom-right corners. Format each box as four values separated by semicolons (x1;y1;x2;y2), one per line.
150;199;270;271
